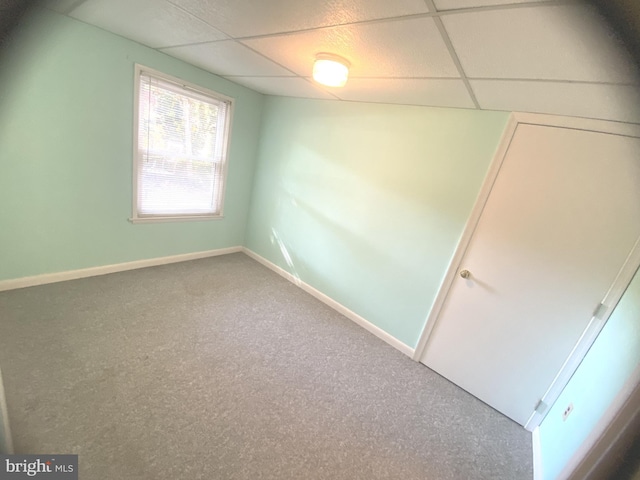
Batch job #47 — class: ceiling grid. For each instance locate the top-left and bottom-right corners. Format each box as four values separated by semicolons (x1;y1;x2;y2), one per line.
424;0;481;109
47;0;640;122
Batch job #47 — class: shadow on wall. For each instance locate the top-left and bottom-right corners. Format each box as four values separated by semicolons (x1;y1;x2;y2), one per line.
266;110;501;340
246;97;510;346
268;189;429;328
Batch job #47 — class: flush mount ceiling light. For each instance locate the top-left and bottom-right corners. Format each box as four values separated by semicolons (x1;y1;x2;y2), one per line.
313;53;350;88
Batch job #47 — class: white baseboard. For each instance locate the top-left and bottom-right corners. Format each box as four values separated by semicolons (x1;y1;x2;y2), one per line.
532;426;543;480
0;245;415;359
0;246;243;292
242;247;415;358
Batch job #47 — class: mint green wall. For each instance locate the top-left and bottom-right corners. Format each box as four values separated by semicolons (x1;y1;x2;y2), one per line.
538;267;640;480
0;10;264;282
245;97;509;347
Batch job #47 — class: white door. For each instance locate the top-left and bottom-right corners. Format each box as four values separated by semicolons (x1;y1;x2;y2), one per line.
421;123;640;426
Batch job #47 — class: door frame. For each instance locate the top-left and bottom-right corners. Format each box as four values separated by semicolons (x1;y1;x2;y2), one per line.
412;111;640;431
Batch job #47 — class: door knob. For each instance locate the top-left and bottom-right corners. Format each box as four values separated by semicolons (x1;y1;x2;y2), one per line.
460;269;471;279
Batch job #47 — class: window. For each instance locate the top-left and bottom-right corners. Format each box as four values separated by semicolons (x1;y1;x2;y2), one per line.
131;65;233;223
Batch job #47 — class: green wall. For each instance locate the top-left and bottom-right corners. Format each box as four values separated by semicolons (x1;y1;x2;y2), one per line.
538;266;640;480
0;9;264;282
245;97;509;347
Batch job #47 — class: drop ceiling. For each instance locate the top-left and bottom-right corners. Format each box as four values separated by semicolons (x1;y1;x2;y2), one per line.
48;0;640;123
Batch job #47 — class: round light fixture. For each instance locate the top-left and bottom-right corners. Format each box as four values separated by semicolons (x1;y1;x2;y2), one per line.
313;53;350;88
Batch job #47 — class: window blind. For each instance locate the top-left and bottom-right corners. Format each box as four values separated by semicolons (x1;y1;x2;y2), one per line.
136;71;230;217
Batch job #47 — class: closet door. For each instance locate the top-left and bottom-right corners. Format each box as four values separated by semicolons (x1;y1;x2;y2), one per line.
421;124;640;426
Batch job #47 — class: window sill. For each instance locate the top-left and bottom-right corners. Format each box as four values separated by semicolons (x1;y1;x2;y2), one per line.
129;215;224;224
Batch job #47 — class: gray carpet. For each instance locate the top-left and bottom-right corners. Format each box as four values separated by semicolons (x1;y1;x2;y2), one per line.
0;253;532;479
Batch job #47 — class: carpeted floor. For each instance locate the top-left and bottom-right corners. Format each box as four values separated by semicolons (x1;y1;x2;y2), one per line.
0;253;532;479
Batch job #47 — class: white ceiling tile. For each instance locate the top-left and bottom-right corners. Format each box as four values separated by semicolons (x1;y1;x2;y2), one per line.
334;78;475;108
243;17;460;78
225;77;336;99
69;0;228;49
442;4;639;83
162;41;295;77
171;0;431;38
472;80;640;123
434;0;546;10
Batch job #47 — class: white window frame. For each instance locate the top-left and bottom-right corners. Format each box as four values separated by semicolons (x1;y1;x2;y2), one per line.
130;64;234;224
